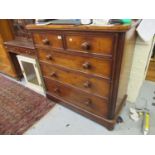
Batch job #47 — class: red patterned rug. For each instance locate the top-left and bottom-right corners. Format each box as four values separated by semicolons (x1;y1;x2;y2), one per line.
0;74;55;135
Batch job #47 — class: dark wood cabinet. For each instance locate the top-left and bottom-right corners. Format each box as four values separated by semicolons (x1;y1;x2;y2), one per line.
3;19;36;79
0;20;36;80
0;20;18;78
27;24;137;129
5;19;36;58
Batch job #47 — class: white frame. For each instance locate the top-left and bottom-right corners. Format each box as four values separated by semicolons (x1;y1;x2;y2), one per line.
17;55;45;95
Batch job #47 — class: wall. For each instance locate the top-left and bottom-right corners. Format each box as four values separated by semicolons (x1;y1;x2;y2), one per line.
127;36;155;103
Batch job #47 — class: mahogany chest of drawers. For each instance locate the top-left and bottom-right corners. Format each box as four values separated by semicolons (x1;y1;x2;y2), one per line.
27;24;137;130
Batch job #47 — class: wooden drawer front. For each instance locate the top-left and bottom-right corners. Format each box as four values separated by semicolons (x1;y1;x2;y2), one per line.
38;49;112;78
33;33;63;49
6;45;35;56
66;33;115;55
44;77;108;117
40;62;110;98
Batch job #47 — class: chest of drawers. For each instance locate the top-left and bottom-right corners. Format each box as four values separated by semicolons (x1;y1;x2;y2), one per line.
27;24;137;130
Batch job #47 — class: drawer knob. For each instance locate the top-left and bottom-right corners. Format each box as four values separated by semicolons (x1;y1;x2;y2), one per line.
50;72;57;77
42;38;50;45
85;99;92;106
81;42;91;50
46;54;53;60
82;62;91;69
83;81;91;88
54;88;60;93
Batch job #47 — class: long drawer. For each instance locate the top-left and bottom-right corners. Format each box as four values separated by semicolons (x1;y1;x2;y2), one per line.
44;77;108;117
40;62;110;98
38;49;112;78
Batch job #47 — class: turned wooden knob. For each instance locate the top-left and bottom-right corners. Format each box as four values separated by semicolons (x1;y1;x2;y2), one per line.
46;54;52;60
83;81;91;88
42;38;50;45
54;88;60;93
50;72;57;77
82;62;91;69
81;42;91;50
85;99;92;106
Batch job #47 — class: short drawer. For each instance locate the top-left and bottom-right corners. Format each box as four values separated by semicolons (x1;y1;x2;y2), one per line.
38;49;112;78
65;33;116;55
40;62;110;98
33;32;63;49
44;77;108;117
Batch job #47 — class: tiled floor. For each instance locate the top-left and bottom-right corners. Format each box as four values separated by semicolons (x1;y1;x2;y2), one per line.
25;80;155;135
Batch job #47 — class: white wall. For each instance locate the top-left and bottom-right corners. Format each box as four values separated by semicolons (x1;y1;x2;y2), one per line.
127;36;155;103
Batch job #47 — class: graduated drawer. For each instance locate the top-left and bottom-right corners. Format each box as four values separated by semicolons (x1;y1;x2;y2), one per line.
38;49;112;78
33;32;63;49
40;62;110;98
44;77;108;117
65;33;116;56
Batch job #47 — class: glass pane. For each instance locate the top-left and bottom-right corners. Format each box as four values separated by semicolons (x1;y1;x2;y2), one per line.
21;61;39;85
